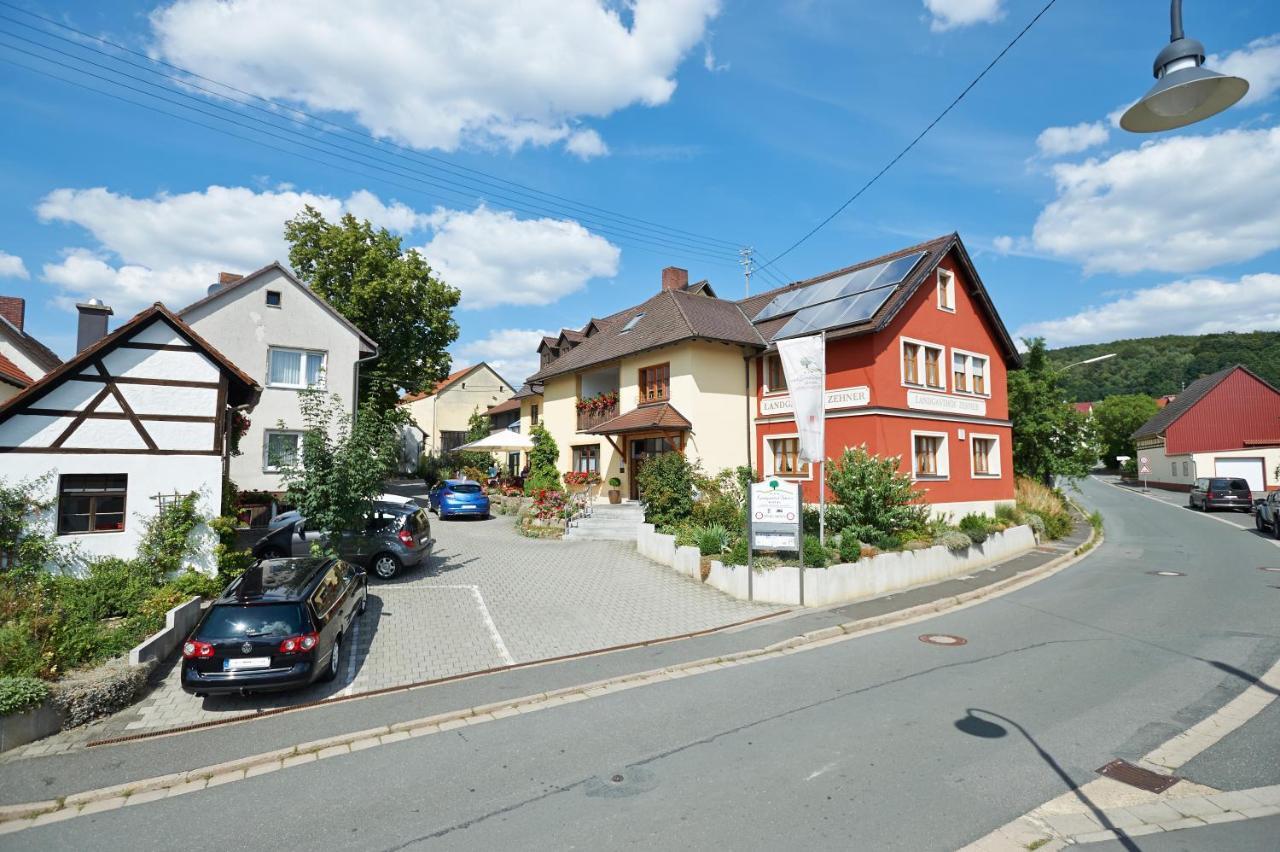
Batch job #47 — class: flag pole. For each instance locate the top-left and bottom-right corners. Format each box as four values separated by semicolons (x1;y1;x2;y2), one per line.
818;330;827;547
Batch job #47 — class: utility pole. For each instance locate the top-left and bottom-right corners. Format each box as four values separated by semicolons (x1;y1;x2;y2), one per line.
739;247;754;297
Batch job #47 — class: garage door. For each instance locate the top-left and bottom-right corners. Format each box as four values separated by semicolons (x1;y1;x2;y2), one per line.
1214;457;1265;493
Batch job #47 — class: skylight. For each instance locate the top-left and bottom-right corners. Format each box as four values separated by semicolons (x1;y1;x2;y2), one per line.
620;313;644;333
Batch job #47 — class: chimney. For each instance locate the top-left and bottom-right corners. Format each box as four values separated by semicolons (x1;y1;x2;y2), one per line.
207;271;243;297
661;266;688;292
0;296;23;330
75;299;113;353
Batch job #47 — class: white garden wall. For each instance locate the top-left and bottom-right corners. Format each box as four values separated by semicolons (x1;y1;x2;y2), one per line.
638;522;1035;607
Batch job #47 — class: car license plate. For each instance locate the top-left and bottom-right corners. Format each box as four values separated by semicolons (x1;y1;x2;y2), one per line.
224;657;270;671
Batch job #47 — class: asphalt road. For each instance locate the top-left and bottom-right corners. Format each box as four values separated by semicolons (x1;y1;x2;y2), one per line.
12;477;1280;851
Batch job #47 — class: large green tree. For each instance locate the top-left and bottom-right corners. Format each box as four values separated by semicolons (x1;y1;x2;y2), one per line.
285;207;461;411
1009;338;1100;485
1092;394;1159;468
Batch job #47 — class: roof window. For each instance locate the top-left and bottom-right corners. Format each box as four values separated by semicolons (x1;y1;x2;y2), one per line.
620;313;645;333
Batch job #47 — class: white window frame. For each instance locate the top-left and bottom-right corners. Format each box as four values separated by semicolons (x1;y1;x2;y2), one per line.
900;336;947;392
910;430;950;480
936;268;956;312
263;429;304;473
765;433;813;481
969;433;1001;478
950;347;991;398
267;346;327;390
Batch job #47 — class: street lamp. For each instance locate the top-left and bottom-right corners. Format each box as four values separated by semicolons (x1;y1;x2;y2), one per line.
1062;353;1116;370
1120;0;1250;133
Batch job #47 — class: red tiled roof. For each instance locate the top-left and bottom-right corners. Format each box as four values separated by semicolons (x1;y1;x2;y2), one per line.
0;351;33;388
399;364;491;404
588;402;692;435
1073;402;1094;414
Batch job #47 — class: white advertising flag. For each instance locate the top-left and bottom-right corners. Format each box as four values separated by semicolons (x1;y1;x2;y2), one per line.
775;334;825;463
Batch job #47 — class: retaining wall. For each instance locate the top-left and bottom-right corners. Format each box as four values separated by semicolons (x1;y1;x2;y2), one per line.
128;596;203;667
638;523;1036;607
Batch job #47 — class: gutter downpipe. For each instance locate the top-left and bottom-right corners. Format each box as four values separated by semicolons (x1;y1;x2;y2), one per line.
352;344;380;425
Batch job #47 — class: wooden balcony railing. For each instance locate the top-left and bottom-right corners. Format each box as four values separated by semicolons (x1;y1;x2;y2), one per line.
577;401;619;432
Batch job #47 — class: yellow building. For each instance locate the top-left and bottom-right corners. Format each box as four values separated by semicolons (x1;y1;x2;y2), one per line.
399;363;516;459
526;268;759;501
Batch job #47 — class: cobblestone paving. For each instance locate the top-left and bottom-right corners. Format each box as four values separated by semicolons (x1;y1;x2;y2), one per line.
8;505;777;756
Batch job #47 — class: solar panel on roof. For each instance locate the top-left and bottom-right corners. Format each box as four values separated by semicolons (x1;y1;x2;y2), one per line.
772;285;897;340
752;251;926;322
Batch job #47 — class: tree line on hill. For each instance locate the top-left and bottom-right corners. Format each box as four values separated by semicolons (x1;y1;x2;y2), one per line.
1047;331;1280;403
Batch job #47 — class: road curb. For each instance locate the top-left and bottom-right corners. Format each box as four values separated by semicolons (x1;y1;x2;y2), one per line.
0;520;1100;830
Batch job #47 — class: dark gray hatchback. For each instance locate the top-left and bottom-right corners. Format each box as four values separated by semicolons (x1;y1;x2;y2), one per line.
181;558;366;697
252;500;434;580
1188;477;1253;512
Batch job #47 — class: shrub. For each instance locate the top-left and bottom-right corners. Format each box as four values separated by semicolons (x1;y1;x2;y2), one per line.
937;530;973;552
0;676;49;716
802;534;827;568
636;451;697;530
607;476;622;488
136;493;202;580
169;570;227;600
1015;476;1073;540
1043;511;1073;539
726;536;749;566
524;424;562;495
995;503;1024;525
694;524;731;556
826;445;928;539
838;531;862;563
871;531;903;552
958;513;991;545
1120;458;1137;478
1089;510;1104;534
52;658;152;728
1023;512;1047;537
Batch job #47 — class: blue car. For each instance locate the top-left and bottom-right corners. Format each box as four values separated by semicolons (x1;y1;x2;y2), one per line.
429;479;490;520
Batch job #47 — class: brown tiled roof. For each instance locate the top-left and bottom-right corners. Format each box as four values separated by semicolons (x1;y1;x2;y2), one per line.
0;314;62;373
1132;365;1273;439
528;289;762;382
399;364;483;404
486;397;521;416
0;303;261;421
511;382;542;400
0;351;33;388
589;402;692;435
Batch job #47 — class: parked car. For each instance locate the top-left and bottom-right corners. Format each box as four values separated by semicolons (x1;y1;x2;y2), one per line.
1188;477;1253;512
1255;491;1280;538
181;557;366;697
251;500;434;579
428;479;490;520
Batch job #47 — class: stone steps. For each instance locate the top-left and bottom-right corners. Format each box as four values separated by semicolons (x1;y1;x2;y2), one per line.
565;503;644;541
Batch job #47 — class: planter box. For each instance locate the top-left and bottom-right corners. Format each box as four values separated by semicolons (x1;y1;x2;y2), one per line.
0;699;65;753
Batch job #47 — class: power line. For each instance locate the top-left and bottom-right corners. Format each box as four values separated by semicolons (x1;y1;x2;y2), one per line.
756;0;1060;274
0;1;743;254
0;34;743;267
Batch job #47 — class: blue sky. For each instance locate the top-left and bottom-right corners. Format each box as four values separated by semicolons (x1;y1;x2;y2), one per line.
1;0;1278;386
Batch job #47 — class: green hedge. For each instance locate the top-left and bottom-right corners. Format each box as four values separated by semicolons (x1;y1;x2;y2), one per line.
0;677;49;716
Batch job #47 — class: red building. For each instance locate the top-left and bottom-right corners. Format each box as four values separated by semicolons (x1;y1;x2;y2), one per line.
744;234;1020;517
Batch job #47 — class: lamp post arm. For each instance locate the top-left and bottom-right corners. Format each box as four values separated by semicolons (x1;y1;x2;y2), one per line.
1170;0;1184;42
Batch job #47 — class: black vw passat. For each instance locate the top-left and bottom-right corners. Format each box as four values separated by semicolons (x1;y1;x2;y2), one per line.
181;558;366;697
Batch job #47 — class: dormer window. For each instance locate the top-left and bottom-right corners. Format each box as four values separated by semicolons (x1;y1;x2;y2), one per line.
936;269;955;312
620;313;644;333
266;290;282;308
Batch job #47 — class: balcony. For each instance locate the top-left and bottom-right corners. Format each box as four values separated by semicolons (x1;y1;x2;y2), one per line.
577;396;619;432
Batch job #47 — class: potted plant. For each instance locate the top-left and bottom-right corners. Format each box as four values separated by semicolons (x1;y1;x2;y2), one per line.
607;476;622;504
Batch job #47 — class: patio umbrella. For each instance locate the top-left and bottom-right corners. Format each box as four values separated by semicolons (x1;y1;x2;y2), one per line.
452;429;535;453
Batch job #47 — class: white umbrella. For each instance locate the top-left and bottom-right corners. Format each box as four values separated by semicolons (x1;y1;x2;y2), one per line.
453;429;534;453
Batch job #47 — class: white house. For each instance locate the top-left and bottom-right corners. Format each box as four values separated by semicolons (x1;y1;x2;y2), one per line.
180;264;378;495
0;302;260;573
0;295;62;405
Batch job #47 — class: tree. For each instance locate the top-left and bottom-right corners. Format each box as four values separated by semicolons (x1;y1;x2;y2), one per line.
285;207;461;411
523;424;561;495
466;407;489;442
282;390;408;547
1008;338;1100;485
1092;394;1159;468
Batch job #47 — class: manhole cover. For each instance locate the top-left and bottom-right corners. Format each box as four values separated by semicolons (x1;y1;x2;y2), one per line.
1097;759;1180;793
1146;571;1185;577
583;766;658;798
1259;567;1280;573
919;634;967;646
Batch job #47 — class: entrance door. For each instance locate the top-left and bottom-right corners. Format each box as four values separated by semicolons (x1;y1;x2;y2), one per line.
629;436;679;500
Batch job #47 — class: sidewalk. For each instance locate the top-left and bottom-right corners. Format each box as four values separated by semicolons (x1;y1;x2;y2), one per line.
0;516;1091;808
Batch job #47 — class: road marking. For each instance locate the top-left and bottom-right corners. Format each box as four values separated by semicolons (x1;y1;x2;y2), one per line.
1093;476;1280;548
438;584;516;666
340;617;361;698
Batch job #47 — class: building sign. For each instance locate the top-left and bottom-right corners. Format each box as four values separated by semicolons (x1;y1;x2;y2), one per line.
759;386;870;417
906;389;987;417
750;478;800;551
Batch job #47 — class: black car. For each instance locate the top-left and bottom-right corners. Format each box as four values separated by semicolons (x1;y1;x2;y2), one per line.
252;500;434;580
1188;477;1253;512
181;557;366;697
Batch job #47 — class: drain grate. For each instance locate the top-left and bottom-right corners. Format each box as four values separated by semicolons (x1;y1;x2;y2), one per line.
1097;759;1180;793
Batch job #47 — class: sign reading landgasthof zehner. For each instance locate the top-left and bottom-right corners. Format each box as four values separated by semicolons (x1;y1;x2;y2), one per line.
750;477;800;551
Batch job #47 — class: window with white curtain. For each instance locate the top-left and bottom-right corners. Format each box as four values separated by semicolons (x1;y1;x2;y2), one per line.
268;347;326;389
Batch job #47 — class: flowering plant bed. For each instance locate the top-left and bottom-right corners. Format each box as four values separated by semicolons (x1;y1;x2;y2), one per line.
574;390;619;413
562;471;600;488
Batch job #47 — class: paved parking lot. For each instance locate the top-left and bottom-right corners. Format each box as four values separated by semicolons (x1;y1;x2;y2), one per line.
10;497;778;755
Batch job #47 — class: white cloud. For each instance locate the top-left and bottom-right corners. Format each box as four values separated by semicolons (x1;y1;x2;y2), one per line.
1029;125;1280;274
565;128;609;160
419;205;620;310
1209;33;1280;107
703;44;729;73
454;328;555;385
923;0;1004;32
1016;273;1280;346
1035;121;1109;157
992;235;1015;254
36;186;619;314
150;0;721;157
0;250;29;279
